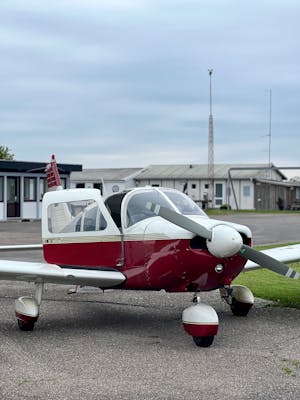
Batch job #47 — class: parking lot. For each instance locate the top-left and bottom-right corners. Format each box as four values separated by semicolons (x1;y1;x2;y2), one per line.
0;216;299;400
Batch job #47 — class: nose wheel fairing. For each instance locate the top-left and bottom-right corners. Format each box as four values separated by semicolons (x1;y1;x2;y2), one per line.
182;296;219;347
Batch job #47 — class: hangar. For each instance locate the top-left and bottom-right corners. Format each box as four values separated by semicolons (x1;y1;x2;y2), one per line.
0;159;81;221
70;163;300;210
135;163;290;209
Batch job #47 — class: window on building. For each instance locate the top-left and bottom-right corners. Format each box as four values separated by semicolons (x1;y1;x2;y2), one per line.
191;184;197;189
205;184;209;189
39;178;47;201
296;187;300;200
112;185;120;193
0;177;3;202
215;183;223;207
76;183;85;188
24;177;37;201
93;182;103;194
215;183;223;198
243;185;251;197
61;178;67;189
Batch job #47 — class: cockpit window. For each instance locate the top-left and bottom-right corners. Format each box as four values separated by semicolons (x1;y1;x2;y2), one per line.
126;190;173;227
162;190;207;216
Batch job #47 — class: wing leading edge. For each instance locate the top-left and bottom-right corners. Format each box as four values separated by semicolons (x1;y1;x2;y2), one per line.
0;260;126;288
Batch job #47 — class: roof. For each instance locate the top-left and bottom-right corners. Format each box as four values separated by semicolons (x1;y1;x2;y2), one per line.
254;178;300;187
135;164;286;180
0;159;82;174
71;168;142;182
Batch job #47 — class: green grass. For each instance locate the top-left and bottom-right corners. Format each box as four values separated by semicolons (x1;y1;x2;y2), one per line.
233;244;300;309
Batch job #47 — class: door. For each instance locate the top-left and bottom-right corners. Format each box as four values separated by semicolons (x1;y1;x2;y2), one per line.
7;177;20;218
214;183;223;207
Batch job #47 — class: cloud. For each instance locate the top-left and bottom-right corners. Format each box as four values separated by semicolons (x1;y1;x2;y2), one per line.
0;0;299;168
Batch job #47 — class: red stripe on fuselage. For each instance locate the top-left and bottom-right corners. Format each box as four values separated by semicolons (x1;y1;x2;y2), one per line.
43;241;122;267
43;238;247;292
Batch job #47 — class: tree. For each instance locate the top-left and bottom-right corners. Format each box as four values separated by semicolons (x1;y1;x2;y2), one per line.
0;146;14;160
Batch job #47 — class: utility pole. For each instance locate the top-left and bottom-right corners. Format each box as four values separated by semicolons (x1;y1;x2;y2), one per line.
268;89;272;168
208;69;214;207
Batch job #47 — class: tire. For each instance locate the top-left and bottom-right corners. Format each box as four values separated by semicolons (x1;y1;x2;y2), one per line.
17;319;35;331
193;335;214;347
230;298;252;317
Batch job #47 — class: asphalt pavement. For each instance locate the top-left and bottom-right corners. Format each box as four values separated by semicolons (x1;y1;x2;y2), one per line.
212;212;300;245
0;216;299;400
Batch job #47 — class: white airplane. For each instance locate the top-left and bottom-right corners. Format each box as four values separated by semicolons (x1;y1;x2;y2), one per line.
0;155;299;347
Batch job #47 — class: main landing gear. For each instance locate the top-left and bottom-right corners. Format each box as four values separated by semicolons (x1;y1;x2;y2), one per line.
182;294;219;348
15;282;44;331
219;285;254;317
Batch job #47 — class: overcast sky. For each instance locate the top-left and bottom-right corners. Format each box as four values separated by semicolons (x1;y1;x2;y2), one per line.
0;0;299;170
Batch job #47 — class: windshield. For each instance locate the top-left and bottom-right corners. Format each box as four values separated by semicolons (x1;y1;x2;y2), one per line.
162;190;207;216
126;189;174;227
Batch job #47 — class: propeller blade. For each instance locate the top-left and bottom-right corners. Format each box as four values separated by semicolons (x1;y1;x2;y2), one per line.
147;203;212;240
240;244;300;279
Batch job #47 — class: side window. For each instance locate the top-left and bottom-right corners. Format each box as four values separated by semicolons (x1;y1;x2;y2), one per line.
47;199;107;233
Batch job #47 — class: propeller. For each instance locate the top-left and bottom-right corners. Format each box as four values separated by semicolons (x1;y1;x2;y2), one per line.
148;203;300;280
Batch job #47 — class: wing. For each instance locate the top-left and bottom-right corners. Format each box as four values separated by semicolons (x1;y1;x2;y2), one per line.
244;244;300;273
0;244;43;251
0;260;126;288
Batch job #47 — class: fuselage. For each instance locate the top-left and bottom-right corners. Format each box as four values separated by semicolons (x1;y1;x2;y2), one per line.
42;187;252;292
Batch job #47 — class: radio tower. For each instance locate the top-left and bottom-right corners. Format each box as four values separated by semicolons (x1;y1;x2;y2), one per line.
208;69;214;206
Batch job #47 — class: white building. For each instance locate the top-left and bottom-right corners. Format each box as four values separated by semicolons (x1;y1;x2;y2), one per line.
71;168;142;197
134;163;287;210
70;163;298;210
0;159;81;221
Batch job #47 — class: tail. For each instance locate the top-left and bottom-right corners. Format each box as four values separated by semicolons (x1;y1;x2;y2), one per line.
45;155;71;232
45;154;62;191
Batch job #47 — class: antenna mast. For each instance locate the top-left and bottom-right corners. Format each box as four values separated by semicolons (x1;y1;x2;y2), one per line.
208;69;214;206
268;89;272;168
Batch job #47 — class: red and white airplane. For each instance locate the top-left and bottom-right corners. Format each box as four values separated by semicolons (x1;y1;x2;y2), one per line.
0;155;299;347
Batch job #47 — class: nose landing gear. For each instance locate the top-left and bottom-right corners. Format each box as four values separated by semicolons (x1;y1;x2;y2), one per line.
182;294;219;347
